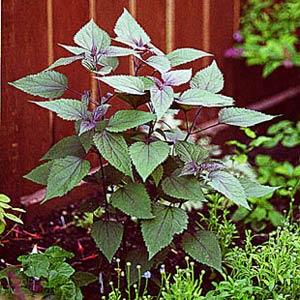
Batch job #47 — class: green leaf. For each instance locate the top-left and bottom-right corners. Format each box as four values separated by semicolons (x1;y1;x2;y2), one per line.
232;207;250;222
117;93;149;108
107;110;156;133
182;230;222;272
177;89;234;107
47;262;75;288
46;56;83;70
162;175;205;202
141;204;188;259
74;19;111;51
190;60;224;93
208;171;249;209
0;223;5;235
145;55;171;73
98;75;149;95
239;177;279;198
42;136;86;160
9;71;68;98
105;46;135;57
45;246;74;261
5;213;23;224
93;131;132;178
151;165;164;186
18;254;50;278
0;194;11;203
72;272;97;287
59;44;87;55
166;48;212;67
110;183;153;219
79;130;95;152
114;8;150;48
91;220;124;262
32;99;84;121
45;156;90;200
162;69;192;86
129;141;169;181
268;210;284;227
219;108;277;127
24;161;54;185
56;280;79;300
150;85;174;119
175;141;209;163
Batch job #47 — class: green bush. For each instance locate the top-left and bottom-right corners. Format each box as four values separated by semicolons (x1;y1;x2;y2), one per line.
230;0;300;76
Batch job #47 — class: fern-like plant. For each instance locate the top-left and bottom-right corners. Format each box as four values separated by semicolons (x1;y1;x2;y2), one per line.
10;9;278;271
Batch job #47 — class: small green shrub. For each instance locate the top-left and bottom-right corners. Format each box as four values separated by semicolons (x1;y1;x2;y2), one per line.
223;224;300;299
0;194;25;236
227;0;300;76
228;124;299;230
0;246;96;299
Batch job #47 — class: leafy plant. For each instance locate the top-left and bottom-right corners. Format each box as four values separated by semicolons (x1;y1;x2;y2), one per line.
259;119;300;148
197;193;238;254
227;125;299;231
98;224;300;299
221;224;300;299
226;0;300;76
0;246;96;299
0;194;25;235
10;9;278;271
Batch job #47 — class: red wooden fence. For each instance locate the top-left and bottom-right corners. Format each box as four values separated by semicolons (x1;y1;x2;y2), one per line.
1;0;299;201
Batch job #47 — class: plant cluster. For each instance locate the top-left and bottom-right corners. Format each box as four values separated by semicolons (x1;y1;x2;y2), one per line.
227;123;299;231
0;194;25;236
0;246;96;299
226;0;300;77
221;223;300;299
86;223;300;299
10;9;278;272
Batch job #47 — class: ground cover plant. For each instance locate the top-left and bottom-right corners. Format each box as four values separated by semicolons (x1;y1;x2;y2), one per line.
225;0;300;76
4;7;293;299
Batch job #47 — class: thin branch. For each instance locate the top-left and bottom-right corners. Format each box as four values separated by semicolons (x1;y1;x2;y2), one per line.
160;120;173;131
66;87;82;97
184;107;202;141
191;122;222;135
184;110;189;132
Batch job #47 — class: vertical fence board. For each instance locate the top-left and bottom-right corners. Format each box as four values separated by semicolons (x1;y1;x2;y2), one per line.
52;0;90;142
1;0;51;199
209;0;236;96
136;0;166;53
95;0;130;114
174;0;215;123
96;0;129;77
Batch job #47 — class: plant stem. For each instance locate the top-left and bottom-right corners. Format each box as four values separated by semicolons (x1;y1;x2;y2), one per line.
184;107;202;141
160;120;173;131
98;155;108;213
184;110;189;132
66;86;82;97
191;122;222;135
